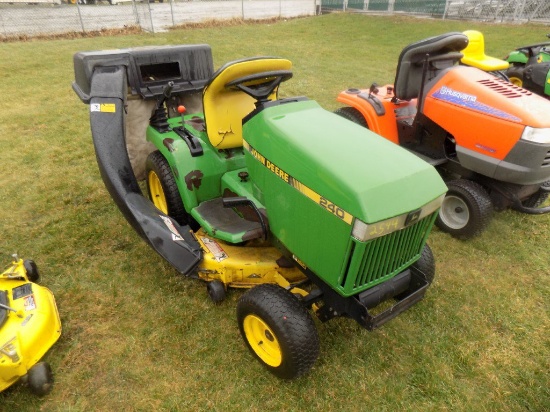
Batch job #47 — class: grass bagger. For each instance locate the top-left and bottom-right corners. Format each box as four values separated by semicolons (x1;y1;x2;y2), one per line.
336;32;550;240
0;256;61;395
72;44;447;378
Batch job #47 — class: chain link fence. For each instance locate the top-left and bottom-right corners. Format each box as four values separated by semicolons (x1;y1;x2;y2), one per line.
2;0;548;40
443;0;550;22
321;0;550;22
0;0;317;40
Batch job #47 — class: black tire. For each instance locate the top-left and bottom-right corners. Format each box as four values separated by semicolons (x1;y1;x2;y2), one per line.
207;280;226;304
395;243;436;301
412;244;435;284
505;65;525;87
436;179;493;240
145;151;189;225
236;284;319;379
522;180;550;208
334;106;368;128
27;362;54;396
23;260;40;283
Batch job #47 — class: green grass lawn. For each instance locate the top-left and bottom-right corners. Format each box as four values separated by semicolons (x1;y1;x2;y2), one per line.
0;13;549;411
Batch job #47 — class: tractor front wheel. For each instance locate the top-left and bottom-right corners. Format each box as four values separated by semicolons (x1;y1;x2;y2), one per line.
436;179;493;240
334;106;368;128
236;284;319;379
395;243;435;300
412;244;435;284
146;151;189;225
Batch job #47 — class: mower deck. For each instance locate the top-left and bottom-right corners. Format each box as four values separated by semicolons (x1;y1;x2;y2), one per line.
0;259;61;395
195;229;307;289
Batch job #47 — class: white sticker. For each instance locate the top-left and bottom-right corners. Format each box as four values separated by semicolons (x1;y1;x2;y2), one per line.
160;215;184;242
201;237;228;262
24;294;36;311
90;103;116;113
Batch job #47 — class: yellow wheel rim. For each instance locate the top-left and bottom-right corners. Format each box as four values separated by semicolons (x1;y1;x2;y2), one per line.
243;314;282;367
509;76;523;88
148;170;168;214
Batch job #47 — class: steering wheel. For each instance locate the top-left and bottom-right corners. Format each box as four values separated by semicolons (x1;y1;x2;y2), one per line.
225;70;293;102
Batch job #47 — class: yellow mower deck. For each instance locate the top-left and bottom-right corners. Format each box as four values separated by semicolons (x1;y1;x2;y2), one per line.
0;259;61;393
195;229;307;290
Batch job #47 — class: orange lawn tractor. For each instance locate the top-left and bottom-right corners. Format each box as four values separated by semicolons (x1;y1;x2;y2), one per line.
336;32;550;240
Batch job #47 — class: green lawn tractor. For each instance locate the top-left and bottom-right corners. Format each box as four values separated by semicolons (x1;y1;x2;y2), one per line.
72;44;447;379
505;33;550;97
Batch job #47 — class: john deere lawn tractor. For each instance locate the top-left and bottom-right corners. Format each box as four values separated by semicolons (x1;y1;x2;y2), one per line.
336;32;550;240
505;33;550;97
72;44;447;378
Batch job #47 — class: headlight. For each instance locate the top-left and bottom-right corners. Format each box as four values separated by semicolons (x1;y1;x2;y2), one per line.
352;194;445;242
351;219;369;241
521;127;550;144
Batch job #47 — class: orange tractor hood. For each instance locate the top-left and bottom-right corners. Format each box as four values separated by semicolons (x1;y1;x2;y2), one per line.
423;66;550;160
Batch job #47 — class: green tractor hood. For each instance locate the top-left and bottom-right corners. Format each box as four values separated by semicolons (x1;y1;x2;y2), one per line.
244;99;446;225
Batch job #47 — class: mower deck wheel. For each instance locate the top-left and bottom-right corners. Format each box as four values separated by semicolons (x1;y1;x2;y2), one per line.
27;362;54;396
23;259;40;283
334;106;368;128
146;151;189;225
436;179;493;240
207;280;226;303
236;284;319;379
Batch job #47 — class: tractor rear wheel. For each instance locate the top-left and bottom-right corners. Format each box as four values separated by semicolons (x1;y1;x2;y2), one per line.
146;151;189;225
334;107;368;128
236;284;319;379
436;179;493;240
506;65;525;87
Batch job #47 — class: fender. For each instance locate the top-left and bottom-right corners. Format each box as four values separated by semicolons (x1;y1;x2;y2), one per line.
337;89;400;144
146;128;202;212
505;50;528;65
86;66;202;275
523;62;550;97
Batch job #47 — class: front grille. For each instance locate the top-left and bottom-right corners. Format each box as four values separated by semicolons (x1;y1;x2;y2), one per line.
543;149;550;167
339;212;437;295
